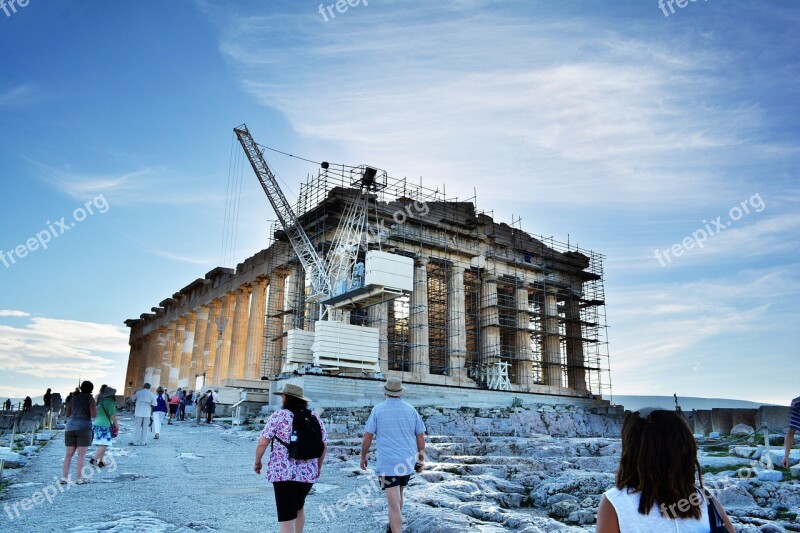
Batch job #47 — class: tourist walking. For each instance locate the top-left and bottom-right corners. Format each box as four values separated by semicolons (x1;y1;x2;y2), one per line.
254;384;327;533
597;409;735;532
153;387;169;437
3;398;10;410
204;389;216;424
61;381;97;485
130;383;156;446
182;389;195;420
90;386;117;467
360;377;426;533
782;395;800;468
168;389;181;424
43;388;52;408
23;396;32;411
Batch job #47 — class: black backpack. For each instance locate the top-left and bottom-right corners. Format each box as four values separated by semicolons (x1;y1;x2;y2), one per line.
273;408;324;460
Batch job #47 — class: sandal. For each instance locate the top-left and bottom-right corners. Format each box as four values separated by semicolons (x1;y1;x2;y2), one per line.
75;478;89;485
58;478;70;485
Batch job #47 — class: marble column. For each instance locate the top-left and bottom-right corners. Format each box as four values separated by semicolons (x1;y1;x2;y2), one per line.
190;306;209;386
159;323;176;389
214;292;236;385
265;273;287;376
202;299;222;386
145;329;164;387
409;257;430;380
228;286;252;380
178;312;196;388
480;273;500;365
515;285;533;390
543;293;563;388
368;301;389;375
447;266;469;382
168;317;186;391
124;339;141;395
244;277;268;380
565;296;587;391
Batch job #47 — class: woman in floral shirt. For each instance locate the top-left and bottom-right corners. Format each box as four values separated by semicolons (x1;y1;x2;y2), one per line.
254;384;328;533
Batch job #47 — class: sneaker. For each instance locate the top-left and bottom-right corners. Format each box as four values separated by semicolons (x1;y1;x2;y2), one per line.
58;478;70;485
75;478;89;485
98;461;107;468
89;458;96;466
154;434;160;439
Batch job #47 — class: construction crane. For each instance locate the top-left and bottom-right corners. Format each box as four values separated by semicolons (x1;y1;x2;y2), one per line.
233;124;331;300
233;123;413;374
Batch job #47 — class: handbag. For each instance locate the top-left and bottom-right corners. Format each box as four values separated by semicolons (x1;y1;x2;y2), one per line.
705;489;729;533
100;400;119;438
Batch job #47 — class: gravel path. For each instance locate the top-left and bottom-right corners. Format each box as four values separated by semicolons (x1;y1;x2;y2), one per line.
0;414;394;533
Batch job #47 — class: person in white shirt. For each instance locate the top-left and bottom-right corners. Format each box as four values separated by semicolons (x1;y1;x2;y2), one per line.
597;409;735;533
129;383;156;446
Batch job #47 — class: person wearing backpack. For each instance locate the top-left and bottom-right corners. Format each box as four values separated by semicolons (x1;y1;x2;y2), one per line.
254;384;328;533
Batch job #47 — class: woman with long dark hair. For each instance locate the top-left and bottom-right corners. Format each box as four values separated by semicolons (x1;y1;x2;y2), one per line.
597;409;735;532
254;384;328;533
61;380;97;484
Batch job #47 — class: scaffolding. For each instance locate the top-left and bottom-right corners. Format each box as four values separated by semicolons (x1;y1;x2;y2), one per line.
256;159;612;399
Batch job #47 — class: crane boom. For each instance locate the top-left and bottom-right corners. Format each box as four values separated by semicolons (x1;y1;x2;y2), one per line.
233;124;331;299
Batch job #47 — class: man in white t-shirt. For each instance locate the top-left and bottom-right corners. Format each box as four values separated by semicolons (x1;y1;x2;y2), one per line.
130;383;156;446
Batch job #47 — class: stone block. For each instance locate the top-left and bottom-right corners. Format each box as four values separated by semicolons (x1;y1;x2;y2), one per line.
756;469;783;482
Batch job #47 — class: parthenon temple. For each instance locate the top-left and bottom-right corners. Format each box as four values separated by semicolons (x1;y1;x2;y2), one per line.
124;170;611;401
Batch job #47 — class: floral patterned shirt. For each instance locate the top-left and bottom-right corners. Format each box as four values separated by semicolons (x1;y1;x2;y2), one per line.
261;409;328;483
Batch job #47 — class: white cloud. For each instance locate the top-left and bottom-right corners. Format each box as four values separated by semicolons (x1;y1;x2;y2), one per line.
215;5;780;211
0;316;129;380
0;310;30;317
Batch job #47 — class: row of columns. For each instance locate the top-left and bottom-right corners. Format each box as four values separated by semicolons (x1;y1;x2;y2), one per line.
126;271;297;393
402;257;586;392
126;257;587;395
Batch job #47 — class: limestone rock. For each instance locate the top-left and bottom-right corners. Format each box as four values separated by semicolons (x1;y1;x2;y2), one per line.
756;469;783;482
731;424;755;436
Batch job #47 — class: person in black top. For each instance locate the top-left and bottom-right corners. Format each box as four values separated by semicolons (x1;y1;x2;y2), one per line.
44;388;52;408
23;396;32;411
61;381;97;484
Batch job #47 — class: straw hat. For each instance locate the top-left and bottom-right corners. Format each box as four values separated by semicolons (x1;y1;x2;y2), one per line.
383;377;404;397
273;383;311;402
101;387;117;398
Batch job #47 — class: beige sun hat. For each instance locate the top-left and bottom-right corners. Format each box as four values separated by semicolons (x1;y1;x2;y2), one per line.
101;387;117;398
383;377;404;397
273;383;311;402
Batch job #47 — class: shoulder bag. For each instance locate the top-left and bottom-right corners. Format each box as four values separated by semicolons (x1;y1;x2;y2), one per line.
101;400;119;438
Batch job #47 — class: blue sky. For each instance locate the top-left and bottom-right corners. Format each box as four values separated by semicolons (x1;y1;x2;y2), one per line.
0;0;797;405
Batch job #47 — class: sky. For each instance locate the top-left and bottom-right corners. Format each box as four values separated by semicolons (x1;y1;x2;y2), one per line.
0;0;797;406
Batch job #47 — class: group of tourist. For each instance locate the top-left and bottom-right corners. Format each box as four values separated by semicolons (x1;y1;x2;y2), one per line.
129;384;220;445
53;376;799;532
256;377;426;533
60;381;117;484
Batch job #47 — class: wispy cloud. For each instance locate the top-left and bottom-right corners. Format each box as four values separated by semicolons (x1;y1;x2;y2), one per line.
0;310;30;317
213;4;785;211
0;83;38;107
25;158;224;205
609;269;800;374
150;249;214;266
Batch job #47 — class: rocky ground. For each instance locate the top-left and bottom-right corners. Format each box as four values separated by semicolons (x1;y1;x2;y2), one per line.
0;405;798;532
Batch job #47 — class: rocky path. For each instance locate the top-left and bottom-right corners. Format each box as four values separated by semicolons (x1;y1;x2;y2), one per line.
0;414;391;533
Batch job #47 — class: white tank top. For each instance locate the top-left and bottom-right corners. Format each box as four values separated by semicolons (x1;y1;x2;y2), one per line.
604;487;711;533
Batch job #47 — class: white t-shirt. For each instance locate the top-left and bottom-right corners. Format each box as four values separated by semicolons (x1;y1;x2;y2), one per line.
133;389;157;417
604;487;711;533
